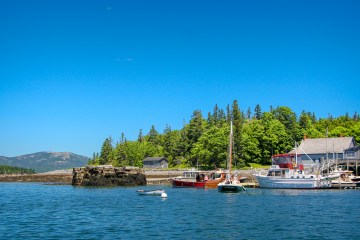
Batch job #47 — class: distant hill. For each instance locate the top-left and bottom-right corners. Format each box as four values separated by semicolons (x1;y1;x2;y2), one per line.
0;152;90;173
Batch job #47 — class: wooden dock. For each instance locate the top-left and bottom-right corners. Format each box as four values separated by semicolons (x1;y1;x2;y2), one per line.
241;182;259;188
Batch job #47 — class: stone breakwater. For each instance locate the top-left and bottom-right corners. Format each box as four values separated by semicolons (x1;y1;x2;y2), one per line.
72;165;146;187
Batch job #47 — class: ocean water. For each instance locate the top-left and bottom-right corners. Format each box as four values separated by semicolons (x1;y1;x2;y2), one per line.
0;183;359;240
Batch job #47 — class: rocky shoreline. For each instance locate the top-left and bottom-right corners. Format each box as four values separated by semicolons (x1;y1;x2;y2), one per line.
0;169;259;185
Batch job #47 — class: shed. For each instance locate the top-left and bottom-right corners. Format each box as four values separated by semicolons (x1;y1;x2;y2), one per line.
143;157;168;169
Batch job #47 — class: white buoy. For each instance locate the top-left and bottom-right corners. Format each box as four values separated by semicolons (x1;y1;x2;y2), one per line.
161;192;167;198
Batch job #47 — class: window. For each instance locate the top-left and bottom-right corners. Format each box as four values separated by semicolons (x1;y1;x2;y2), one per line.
345;152;355;159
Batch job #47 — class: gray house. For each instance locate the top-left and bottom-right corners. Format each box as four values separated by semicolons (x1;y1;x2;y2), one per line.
143;157;168;169
289;137;356;164
344;145;360;159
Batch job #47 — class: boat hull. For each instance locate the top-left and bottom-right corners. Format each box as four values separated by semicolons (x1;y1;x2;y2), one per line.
137;189;165;196
255;175;330;189
204;178;225;188
171;179;205;188
171;177;225;189
217;183;245;193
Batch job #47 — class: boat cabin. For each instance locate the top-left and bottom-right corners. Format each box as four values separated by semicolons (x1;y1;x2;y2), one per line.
176;170;224;181
267;165;313;179
272;154;304;170
182;170;203;179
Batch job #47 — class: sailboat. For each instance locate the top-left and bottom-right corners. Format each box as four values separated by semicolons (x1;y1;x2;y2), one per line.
218;121;246;193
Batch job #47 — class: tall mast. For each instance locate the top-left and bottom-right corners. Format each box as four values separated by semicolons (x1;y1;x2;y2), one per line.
229;121;233;175
295;142;298;165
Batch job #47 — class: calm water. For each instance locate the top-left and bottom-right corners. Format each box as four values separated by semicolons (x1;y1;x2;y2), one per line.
1;183;359;240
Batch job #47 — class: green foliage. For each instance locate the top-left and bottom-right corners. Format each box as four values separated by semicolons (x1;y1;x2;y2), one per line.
247;163;271;169
272;106;301;142
186;110;206;166
254;104;262;120
91;101;359;170
329;126;350;137
147;125;159;145
231;100;245;166
350;122;360;143
190;124;229;169
0;165;35;174
99;137;113;165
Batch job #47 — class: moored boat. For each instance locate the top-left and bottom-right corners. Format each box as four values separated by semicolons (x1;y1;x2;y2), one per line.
218;171;246;192
170;169;226;188
255;152;331;189
217;121;246;193
136;189;165;196
330;169;360;188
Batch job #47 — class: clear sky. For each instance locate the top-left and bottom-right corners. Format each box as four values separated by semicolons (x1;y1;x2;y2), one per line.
1;0;359;157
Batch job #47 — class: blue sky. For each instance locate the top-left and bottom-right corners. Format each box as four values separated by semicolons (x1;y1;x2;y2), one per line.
1;0;359;157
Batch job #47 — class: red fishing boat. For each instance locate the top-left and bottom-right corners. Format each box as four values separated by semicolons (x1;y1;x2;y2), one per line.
170;169;225;188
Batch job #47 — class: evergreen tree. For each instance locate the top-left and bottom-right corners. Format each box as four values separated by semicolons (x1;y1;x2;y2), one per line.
231;100;244;167
138;129;143;143
272;106;301;146
226;104;231;122
163;125;182;166
353;111;359;121
120;132;126;144
148;125;159;144
219;108;226;122
299;110;312;130
311;112;317;123
113;142;126;166
213;104;219;124
246;107;252;119
207;112;213;125
254;104;262;120
186;110;205;166
99;137;113;165
345;112;350;120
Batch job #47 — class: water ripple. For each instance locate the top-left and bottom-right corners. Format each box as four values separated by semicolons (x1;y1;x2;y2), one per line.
1;183;360;239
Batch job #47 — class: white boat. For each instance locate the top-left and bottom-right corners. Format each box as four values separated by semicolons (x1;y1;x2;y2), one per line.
255;151;331;189
218;171;246;192
136;189;165;196
330;168;360;188
218;121;246;193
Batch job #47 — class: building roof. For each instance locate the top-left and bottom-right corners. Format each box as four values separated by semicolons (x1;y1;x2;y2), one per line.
345;145;360;152
143;157;167;162
289;137;355;154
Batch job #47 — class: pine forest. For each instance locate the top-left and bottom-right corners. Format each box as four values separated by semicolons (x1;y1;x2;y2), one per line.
89;100;360;169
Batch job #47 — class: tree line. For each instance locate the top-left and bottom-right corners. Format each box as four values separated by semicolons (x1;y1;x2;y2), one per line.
88;100;360;169
0;165;36;174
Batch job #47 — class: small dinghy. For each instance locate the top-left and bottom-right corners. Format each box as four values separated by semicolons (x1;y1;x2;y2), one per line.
136;189;165;196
